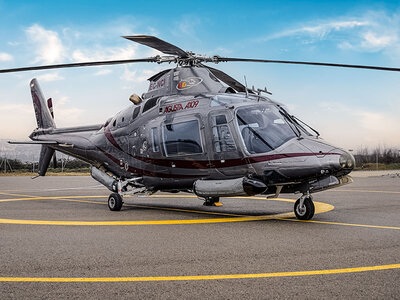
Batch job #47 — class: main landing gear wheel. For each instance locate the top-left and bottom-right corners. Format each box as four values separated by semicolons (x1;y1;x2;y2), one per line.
203;197;222;206
294;196;315;220
108;193;123;211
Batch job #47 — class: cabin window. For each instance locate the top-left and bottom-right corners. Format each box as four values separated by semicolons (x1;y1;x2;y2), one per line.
132;106;140;121
163;120;202;156
142;97;159;113
151;127;160;152
211;115;236;152
112;119;116;127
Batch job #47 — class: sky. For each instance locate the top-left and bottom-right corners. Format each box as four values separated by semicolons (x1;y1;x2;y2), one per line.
0;0;399;151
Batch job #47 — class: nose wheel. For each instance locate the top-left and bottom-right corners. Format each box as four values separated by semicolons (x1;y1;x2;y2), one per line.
294;194;315;220
108;193;123;211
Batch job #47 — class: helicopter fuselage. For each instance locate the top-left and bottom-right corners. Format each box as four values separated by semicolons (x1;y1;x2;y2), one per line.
33;89;354;197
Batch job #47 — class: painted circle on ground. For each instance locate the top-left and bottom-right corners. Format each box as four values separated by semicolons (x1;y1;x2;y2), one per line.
0;263;398;282
0;195;334;226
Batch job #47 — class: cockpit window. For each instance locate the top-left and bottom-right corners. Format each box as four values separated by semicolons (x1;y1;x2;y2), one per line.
132;106;140;121
163;120;203;156
236;105;296;154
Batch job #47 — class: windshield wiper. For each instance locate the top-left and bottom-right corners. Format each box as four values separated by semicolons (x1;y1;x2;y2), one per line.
278;108;301;137
291;115;320;137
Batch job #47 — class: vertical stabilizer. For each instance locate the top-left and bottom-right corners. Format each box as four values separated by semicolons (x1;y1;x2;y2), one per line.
30;79;56;129
38;145;55;176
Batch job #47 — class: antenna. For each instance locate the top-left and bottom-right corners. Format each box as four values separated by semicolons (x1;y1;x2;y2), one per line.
243;75;249;97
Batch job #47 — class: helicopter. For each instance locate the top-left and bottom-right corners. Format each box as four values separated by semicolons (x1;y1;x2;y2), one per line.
2;35;398;220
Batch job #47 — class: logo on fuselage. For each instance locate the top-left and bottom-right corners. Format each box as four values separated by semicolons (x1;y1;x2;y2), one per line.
176;77;203;90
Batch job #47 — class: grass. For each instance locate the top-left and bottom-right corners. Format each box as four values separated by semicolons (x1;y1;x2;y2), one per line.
355;163;400;171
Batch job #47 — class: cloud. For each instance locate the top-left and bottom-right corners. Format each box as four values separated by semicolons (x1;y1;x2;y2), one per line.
173;15;201;37
94;69;113;76
120;66;161;83
72;45;138;62
262;11;400;57
25;24;65;64
0;52;13;61
269;20;368;41
36;72;64;82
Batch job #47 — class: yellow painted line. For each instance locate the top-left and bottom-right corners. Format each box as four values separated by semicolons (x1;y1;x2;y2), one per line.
281;218;400;230
0;199;332;225
0;213;290;226
0;194;334;225
0;194;295;217
0;195;246;217
0;194;333;225
0;195;104;202
0;192;39;198
0;263;398;282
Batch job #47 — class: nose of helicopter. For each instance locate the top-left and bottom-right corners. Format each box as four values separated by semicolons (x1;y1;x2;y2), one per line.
329;149;355;176
339;151;355;170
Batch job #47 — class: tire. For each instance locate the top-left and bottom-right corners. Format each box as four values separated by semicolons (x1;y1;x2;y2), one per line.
294;197;315;220
108;193;123;211
203;197;219;206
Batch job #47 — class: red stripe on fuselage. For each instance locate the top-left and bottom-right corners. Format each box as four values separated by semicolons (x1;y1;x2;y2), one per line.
104;126;123;151
134;152;341;169
99;148;201;179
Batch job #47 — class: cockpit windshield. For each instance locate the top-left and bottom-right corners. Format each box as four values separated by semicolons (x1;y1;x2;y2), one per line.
236;105;297;154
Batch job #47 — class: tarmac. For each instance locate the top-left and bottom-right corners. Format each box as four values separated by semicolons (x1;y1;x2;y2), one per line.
0;173;399;299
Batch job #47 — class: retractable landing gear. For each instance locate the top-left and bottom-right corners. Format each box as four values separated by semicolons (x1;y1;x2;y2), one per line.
108;193;123;211
294;193;315;220
203;197;223;207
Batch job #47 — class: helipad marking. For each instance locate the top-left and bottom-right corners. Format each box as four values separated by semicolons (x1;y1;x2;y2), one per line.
282;218;400;230
0;263;398;282
0;195;334;225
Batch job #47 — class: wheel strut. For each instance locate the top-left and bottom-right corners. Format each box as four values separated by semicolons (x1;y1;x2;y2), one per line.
203;197;223;206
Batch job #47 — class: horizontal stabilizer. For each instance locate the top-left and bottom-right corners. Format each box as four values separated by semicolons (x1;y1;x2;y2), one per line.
8;140;58;145
8;140;74;148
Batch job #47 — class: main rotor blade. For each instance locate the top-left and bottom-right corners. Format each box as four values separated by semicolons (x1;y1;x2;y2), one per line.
0;57;158;74
123;35;189;58
202;64;248;93
217;57;400;72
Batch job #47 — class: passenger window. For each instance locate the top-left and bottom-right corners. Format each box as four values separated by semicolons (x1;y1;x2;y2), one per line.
132;106;140;121
211;115;236;152
151;127;160;152
163;120;202;156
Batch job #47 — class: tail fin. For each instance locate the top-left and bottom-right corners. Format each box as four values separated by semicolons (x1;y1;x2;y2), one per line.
30;78;56;129
30;78;57;176
38;146;55;176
